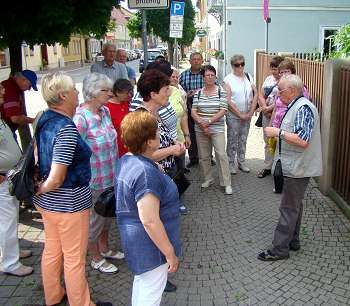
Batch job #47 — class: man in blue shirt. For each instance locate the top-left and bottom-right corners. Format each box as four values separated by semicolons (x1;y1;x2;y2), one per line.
116;49;136;86
91;43;128;83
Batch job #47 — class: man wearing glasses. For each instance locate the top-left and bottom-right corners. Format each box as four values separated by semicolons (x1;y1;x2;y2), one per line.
258;74;322;261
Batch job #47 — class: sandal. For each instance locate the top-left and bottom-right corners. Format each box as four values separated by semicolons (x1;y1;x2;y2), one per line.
101;250;125;260
91;258;118;274
257;169;271;178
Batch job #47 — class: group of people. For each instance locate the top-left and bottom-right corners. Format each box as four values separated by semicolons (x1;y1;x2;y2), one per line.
0;44;322;306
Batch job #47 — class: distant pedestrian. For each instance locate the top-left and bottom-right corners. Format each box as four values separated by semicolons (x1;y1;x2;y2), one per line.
107;79;133;157
179;52;204;168
115;110;181;306
116;49;136;85
258;74;322;261
257;55;284;179
91;43;128;83
223;54;258;174
0;69;37;133
34;72;112;306
0;82;33;277
74;73;123;275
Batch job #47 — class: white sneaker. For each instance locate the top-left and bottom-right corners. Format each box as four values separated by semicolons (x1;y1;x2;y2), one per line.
225;186;233;195
201;179;214;188
238;163;250;173
101;250;125;260
229;164;237;175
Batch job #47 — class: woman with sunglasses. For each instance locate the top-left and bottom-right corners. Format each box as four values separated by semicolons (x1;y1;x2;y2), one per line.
107;79;134;157
223;55;258;175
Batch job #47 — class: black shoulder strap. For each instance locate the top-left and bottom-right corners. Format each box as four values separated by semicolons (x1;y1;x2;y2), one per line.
218;86;221;99
244;72;251;83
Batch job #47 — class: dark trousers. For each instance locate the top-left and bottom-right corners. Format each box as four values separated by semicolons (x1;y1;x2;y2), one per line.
187;97;198;163
272;177;310;256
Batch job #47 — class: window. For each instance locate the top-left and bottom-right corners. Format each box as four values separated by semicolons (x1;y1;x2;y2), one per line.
320;26;341;57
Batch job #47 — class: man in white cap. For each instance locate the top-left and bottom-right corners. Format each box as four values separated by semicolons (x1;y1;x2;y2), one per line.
0;69;38;133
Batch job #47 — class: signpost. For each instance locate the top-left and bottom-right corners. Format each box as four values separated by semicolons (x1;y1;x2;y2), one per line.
169;1;185;68
127;0;169;69
128;0;169;9
263;0;271;53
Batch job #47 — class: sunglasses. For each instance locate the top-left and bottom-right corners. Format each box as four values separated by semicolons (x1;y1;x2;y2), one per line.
233;62;245;68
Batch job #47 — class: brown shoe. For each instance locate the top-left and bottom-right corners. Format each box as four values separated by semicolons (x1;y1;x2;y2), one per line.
6;264;33;277
19;249;32;259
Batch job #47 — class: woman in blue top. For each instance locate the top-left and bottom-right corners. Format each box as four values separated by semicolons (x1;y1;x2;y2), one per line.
34;72;112;306
115;110;181;306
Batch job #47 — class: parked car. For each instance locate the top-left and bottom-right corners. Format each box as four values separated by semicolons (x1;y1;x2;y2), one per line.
134;49;142;58
94;53;104;62
139;48;163;73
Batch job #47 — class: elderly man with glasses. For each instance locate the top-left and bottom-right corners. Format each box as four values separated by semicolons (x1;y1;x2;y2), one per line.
258;74;322;261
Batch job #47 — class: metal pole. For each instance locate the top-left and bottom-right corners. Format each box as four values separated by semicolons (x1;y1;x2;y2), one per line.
265;17;271;54
142;10;148;68
223;0;227;76
174;38;178;68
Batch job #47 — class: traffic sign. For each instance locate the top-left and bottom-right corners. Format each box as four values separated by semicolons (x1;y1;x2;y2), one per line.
169;1;185;38
196;29;207;37
128;0;169;9
170;1;185;16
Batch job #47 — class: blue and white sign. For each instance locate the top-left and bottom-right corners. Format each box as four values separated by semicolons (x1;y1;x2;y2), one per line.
169;1;185;38
170;1;185;16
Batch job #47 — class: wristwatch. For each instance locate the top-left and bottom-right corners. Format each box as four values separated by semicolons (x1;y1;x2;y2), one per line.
184;134;190;138
279;129;286;139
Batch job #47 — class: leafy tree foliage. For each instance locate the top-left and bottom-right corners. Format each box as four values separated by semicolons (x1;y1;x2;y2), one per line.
0;0;116;72
126;0;196;51
331;24;350;59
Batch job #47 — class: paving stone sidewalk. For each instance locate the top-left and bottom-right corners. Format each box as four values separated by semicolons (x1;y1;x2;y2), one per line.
2;120;350;306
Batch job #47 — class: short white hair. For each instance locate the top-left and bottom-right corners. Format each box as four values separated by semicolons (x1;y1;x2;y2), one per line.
41;71;75;106
280;74;304;95
102;42;116;54
82;73;113;101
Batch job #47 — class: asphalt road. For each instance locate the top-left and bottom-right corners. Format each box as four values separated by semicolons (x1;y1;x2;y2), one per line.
25;59;140;118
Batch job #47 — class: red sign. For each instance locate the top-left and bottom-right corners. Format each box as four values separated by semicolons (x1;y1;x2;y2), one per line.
263;0;269;21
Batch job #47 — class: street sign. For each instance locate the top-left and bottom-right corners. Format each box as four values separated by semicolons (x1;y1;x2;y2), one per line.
169;1;185;38
170;1;185;16
196;29;207;37
128;0;169;9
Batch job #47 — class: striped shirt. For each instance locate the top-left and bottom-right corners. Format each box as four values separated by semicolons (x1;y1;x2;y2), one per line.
33;125;92;212
293;105;314;142
192;86;228;134
130;92;177;141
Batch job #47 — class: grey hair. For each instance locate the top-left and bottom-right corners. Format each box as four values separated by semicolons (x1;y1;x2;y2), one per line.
116;48;127;56
280;74;304;95
41;71;75;106
190;52;203;60
230;54;245;66
102;42;116;53
82;73;113;101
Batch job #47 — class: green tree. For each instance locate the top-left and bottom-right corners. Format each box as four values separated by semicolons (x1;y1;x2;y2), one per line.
331;24;350;59
0;0;116;74
0;0;115;149
126;0;196;62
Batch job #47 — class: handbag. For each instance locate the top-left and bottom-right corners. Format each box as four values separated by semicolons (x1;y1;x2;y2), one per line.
273;133;284;194
255;112;263;127
94;186;116;217
172;170;191;195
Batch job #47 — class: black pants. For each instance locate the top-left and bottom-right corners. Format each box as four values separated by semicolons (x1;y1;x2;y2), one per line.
187;97;198;163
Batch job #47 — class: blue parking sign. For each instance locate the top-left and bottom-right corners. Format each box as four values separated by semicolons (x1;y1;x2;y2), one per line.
170;1;185;16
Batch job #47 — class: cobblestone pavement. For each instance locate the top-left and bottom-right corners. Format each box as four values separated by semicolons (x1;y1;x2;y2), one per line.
2;120;350;306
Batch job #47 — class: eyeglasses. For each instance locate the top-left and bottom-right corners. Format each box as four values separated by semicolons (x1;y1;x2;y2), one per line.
204;74;216;78
233;62;245;68
100;89;112;93
277;87;289;93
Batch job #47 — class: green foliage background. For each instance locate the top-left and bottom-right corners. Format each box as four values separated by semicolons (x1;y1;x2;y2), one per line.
331;24;350;59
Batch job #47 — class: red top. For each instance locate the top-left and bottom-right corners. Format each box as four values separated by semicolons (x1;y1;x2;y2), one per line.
106;101;129;157
0;77;24;131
